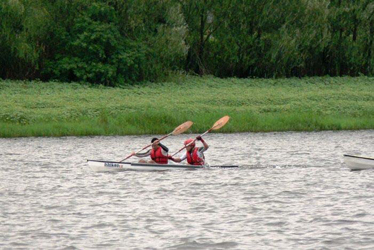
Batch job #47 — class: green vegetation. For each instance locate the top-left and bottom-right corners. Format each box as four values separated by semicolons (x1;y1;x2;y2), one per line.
2;0;374;84
1;77;373;137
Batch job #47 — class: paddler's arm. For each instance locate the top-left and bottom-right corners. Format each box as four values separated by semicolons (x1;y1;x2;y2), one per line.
168;153;186;163
196;136;209;151
159;143;169;152
169;156;181;162
133;149;151;158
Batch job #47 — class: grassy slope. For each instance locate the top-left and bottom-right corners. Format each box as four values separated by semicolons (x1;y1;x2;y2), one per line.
0;76;373;137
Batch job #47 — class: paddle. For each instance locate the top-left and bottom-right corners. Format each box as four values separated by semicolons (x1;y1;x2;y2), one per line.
171;115;230;157
119;121;193;162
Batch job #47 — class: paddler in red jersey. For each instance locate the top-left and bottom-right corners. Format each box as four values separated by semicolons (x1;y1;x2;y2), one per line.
171;136;209;165
133;138;171;164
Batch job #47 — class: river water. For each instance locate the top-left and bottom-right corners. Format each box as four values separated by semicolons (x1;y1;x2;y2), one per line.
1;131;373;249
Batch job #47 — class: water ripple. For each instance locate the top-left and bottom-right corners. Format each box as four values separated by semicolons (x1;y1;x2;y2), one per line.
0;131;374;249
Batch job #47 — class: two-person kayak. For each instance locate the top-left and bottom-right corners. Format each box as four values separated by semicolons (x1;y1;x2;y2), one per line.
87;159;239;171
87;117;235;171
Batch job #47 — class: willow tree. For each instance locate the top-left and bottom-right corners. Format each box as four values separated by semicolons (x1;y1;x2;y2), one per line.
202;0;302;77
111;0;188;81
360;0;374;75
175;0;234;75
0;0;50;79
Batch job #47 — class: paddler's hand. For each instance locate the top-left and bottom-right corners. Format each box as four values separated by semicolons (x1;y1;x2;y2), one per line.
196;136;204;142
168;155;175;161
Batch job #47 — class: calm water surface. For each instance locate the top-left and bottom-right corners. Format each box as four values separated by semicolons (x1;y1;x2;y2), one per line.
1;131;374;249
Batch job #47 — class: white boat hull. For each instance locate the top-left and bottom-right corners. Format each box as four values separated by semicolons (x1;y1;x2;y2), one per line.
87;160;238;171
344;155;374;170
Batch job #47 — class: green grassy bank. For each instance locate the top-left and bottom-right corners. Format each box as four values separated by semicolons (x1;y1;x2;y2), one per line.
0;76;373;137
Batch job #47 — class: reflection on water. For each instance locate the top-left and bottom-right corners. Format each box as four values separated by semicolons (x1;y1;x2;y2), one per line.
0;130;373;249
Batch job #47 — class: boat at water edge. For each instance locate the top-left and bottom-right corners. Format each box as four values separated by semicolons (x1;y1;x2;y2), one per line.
343;154;374;170
87;160;239;171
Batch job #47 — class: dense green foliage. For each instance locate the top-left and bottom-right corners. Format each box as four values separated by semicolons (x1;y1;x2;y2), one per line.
0;76;373;137
1;0;374;84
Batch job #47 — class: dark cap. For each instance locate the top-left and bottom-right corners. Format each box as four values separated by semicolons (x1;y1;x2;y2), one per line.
151;138;158;143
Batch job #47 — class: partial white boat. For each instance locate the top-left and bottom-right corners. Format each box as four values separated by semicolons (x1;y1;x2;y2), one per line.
87;160;238;171
343;154;374;170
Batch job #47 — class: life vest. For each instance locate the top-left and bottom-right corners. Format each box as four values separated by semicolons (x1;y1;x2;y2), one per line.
186;147;205;165
150;147;168;164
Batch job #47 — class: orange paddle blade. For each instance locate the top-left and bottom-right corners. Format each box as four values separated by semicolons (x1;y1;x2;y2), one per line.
172;121;193;135
211;116;230;130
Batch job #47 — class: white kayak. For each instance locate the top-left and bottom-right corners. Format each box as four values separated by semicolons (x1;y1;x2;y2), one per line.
343;154;374;170
87;160;239;171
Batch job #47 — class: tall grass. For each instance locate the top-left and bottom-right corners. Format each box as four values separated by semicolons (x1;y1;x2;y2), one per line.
0;76;373;137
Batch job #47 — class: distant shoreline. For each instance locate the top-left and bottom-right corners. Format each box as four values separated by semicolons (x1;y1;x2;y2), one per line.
1;76;373;137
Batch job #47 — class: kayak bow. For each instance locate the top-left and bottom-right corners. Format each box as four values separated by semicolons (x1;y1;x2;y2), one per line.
343;154;374;170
